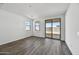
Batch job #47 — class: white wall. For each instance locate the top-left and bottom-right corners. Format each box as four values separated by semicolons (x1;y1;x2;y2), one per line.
65;4;79;54
33;15;65;41
0;9;32;45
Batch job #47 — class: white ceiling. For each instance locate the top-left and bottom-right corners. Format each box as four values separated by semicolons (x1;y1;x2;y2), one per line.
0;3;69;19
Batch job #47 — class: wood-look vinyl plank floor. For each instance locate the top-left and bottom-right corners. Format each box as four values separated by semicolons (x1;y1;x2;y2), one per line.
0;36;72;55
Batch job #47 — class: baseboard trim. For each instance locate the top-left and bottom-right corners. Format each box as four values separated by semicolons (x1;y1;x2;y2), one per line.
65;41;72;55
0;36;44;46
0;36;32;47
32;36;45;38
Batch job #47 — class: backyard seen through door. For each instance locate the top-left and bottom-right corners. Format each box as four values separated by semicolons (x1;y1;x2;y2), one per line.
45;18;61;39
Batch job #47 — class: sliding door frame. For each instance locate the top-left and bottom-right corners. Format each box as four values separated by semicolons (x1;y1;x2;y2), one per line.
45;18;61;40
45;20;52;39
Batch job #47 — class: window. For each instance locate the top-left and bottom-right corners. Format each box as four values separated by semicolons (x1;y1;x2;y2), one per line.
25;21;31;30
35;21;40;31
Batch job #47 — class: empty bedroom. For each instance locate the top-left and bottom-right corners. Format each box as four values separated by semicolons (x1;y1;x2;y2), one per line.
0;3;79;55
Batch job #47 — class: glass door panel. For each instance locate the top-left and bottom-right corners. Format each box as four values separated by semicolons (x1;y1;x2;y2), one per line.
52;19;60;39
45;20;52;38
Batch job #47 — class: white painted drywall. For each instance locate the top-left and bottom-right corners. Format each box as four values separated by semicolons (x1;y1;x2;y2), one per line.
33;15;65;41
0;9;32;45
65;4;79;54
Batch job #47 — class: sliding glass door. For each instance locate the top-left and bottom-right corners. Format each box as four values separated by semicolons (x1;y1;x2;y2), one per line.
45;20;52;38
45;18;61;39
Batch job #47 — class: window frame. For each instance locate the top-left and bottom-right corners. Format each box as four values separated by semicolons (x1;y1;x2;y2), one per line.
35;21;40;31
25;21;31;31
